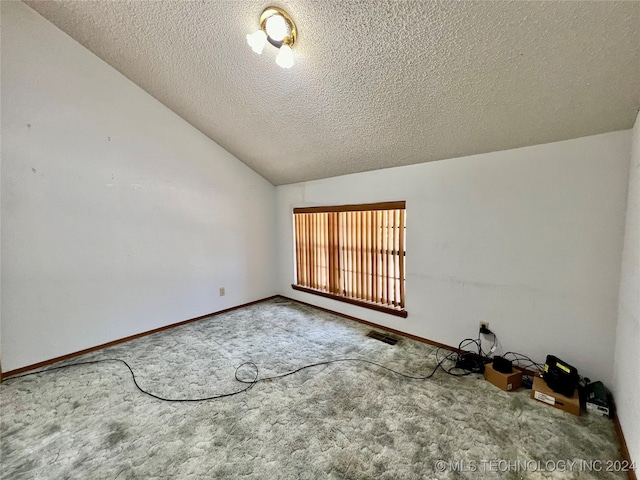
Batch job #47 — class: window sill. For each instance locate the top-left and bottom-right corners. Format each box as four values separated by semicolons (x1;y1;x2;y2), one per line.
291;284;408;318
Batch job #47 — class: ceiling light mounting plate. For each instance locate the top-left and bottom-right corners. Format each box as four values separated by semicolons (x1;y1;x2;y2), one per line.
260;6;296;48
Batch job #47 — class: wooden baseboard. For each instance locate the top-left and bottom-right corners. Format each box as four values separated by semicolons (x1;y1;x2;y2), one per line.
614;415;638;480
280;295;547;378
2;296;278;380
277;294;457;352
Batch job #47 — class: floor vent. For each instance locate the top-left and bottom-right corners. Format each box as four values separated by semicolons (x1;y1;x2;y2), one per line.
366;331;399;345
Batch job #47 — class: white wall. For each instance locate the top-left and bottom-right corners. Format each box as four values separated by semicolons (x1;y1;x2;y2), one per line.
276;131;630;386
0;2;276;372
613;111;640;465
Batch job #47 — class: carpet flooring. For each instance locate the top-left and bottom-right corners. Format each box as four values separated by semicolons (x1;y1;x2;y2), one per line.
0;298;627;479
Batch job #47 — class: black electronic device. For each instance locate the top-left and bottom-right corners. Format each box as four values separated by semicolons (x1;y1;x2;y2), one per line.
584;381;614;418
543;355;579;397
455;352;488;373
492;356;513;374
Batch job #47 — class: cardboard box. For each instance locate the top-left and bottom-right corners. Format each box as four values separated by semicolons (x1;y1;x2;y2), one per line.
484;363;523;392
531;376;580;416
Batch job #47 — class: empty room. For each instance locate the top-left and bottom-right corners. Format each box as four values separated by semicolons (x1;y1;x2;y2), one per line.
1;1;638;478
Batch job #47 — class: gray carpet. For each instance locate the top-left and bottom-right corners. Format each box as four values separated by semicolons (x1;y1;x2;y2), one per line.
0;298;626;479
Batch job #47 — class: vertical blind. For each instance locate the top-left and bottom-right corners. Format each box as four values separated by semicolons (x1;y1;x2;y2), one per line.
293;202;406;313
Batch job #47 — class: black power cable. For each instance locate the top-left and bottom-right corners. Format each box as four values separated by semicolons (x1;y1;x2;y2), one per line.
8;325;532;403
5;359;260;402
3;348;476;403
4;324;554;401
477;328;497;359
502;351;544;372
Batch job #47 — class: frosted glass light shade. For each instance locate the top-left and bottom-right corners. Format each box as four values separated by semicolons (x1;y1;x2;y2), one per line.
246;30;267;54
276;45;294;69
265;14;288;42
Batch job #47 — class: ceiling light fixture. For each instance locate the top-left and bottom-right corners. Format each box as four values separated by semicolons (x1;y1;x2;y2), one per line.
246;6;297;69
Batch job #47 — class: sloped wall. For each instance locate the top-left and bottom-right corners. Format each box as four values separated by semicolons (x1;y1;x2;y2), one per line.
1;2;276;371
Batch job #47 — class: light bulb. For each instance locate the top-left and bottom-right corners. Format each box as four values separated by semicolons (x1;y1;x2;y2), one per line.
246;30;267;54
276;45;294;69
265;14;288;42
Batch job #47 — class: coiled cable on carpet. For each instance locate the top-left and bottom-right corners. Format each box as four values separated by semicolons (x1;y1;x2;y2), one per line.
3;346;473;403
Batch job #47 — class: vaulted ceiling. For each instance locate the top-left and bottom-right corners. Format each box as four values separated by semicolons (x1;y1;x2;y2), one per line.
25;1;640;185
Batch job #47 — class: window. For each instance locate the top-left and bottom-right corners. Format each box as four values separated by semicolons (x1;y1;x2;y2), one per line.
292;201;406;317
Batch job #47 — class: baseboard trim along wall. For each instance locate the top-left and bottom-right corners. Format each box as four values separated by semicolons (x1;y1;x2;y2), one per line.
2;295;278;379
278;295;455;351
278;295;543;375
614;415;638;480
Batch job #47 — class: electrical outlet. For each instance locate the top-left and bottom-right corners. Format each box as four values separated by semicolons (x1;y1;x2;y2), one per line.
479;321;489;332
219;287;225;297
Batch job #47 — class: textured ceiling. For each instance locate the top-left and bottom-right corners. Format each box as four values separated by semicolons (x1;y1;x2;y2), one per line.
24;0;640;185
